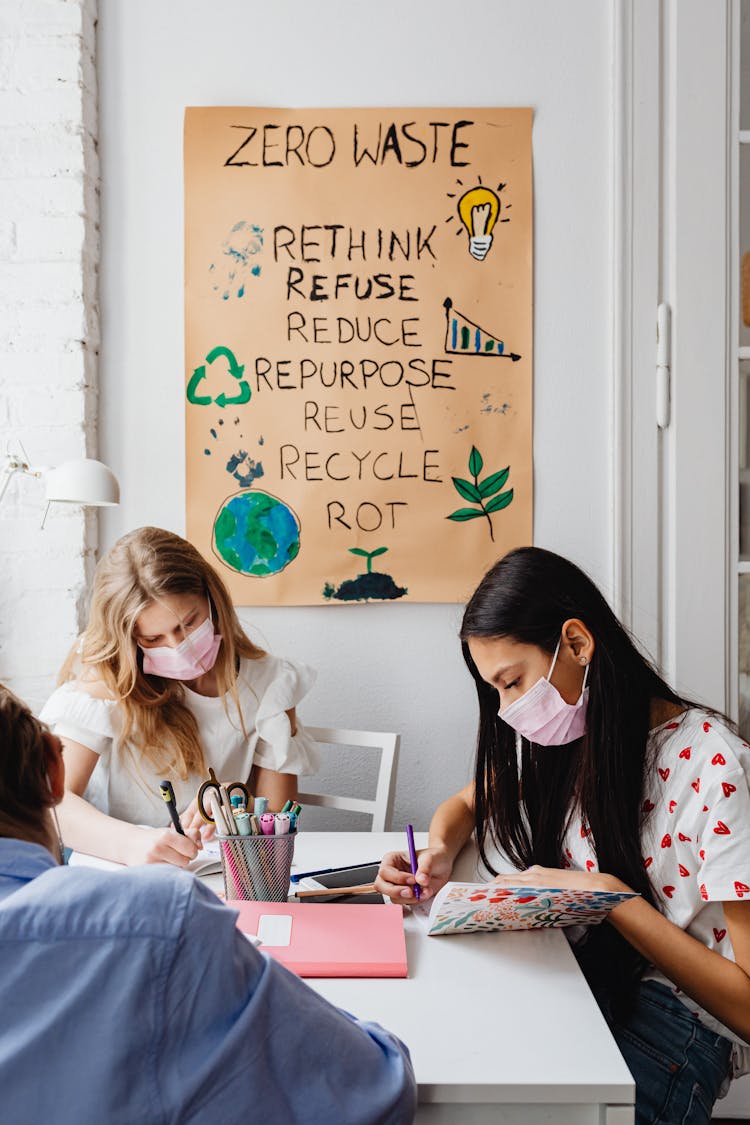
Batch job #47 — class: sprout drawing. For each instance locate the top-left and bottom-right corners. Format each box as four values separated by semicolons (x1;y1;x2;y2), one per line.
447;446;514;542
322;546;407;602
348;546;388;573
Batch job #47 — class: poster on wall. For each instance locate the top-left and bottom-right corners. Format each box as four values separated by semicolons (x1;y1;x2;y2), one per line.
184;107;533;605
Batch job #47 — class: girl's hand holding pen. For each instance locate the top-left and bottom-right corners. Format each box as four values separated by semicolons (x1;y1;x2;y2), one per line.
127;824;201;868
375;846;453;903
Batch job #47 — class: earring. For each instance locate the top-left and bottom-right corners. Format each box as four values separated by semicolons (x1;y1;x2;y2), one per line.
580;657;587;665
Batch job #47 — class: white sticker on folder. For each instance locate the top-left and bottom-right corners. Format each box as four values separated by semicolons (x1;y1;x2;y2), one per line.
256;914;293;946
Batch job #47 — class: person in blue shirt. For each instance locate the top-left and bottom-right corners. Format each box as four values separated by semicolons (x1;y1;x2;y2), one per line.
0;683;417;1125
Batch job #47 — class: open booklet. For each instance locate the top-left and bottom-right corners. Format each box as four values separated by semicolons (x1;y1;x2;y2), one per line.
416;882;639;936
68;836;222;877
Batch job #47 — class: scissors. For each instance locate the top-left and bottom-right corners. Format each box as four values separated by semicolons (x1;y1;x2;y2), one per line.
197;767;251;826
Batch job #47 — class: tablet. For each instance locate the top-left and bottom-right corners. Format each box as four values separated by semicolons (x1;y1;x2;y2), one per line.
294;863;384;904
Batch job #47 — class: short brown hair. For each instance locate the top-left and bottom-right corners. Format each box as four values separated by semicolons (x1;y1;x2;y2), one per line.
0;684;54;848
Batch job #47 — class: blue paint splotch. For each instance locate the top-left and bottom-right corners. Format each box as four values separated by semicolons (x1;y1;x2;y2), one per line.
210;222;264;299
479;393;510;416
226;449;264;489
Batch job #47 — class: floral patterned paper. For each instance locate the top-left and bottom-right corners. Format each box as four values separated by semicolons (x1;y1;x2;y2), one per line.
426;883;638;936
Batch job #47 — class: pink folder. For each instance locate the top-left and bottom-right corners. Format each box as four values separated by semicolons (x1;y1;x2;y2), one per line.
229;901;408;978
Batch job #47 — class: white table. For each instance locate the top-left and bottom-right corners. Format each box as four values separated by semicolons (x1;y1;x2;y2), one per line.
210;831;635;1125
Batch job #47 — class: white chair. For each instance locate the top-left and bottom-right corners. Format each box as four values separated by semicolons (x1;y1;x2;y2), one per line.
298;727;400;832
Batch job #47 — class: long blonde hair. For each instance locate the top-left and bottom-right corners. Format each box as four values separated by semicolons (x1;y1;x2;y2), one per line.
60;527;265;779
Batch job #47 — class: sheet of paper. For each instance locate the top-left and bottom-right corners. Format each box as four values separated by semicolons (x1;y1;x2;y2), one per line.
68;834;221;876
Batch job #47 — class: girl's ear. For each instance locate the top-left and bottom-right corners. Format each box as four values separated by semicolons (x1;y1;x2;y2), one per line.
42;732;65;802
561;618;595;665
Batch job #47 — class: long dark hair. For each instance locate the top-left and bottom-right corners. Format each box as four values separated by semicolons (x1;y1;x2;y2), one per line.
461;547;688;1013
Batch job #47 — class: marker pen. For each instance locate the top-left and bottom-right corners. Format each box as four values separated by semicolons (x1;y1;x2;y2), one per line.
159;780;186;836
208;790;232;836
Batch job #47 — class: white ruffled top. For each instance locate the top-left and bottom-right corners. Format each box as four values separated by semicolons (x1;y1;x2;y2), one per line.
39;655;319;827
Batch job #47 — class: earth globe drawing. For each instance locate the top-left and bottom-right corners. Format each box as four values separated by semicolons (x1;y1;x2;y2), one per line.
212;489;300;577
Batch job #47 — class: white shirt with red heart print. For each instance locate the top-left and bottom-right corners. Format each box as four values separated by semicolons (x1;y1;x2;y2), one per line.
562;708;750;1081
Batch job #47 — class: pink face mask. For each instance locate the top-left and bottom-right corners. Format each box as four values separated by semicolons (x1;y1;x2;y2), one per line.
140;612;222;681
498;635;589;746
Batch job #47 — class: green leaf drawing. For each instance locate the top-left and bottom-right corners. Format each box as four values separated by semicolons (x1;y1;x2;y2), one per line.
478;467;510;498
348;546;389;574
485;489;514;513
447;447;514;542
452;477;483;503
468;446;483;477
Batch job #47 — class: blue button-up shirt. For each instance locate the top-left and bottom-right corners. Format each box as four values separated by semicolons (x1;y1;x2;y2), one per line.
0;839;416;1124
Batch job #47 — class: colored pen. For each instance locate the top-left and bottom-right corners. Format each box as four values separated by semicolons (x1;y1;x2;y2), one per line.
280;799;293;814
274;813;291;835
159;780;185;836
208;789;232;836
219;784;236;832
290;860;381;884
259;812;276;836
254;797;268;816
406;823;420;900
295;883;378;898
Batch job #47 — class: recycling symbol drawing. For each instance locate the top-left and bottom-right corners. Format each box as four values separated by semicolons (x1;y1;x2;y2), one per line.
186;345;251;408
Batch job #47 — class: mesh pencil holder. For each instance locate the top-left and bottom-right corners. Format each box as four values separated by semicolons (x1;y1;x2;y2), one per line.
218;833;296;901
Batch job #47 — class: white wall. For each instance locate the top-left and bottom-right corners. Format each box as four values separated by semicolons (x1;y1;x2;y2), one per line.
97;0;612;829
0;0;99;711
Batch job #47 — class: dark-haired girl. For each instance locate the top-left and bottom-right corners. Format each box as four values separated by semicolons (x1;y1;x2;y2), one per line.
377;547;750;1124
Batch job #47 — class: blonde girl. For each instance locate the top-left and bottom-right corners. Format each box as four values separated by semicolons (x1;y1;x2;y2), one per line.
40;527;318;866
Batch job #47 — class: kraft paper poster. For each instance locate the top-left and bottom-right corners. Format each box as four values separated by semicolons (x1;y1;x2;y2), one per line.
184;107;533;605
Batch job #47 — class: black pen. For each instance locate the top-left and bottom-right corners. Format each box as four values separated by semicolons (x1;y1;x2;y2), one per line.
159;780;186;835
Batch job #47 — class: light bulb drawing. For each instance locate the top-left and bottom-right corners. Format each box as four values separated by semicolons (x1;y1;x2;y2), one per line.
458;187;499;260
446;179;510;262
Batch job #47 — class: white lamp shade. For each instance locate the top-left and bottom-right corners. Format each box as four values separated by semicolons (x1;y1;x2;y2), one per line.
44;458;120;506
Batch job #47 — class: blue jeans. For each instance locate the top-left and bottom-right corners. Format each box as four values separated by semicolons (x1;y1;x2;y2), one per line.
599;979;732;1124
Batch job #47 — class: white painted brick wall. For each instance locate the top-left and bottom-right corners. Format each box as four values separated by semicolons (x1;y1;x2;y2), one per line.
0;0;99;712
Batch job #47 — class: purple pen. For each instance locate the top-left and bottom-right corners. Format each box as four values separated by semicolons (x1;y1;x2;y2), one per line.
406;823;420;901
